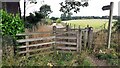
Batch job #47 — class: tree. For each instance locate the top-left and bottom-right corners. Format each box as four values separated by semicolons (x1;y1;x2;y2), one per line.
24;0;37;21
61;12;73;20
50;17;58;21
59;0;88;20
67;12;73;20
29;0;37;4
39;4;52;18
60;13;67;20
50;17;58;22
25;4;53;28
25;11;45;28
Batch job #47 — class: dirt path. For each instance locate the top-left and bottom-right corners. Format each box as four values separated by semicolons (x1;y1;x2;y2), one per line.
0;49;2;64
86;55;109;66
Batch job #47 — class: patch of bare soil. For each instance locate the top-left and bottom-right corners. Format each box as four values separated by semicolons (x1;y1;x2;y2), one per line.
0;49;2;63
86;55;110;66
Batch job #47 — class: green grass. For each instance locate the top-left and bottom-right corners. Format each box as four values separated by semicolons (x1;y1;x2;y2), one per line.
0;64;2;68
81;59;93;66
63;19;117;29
2;51;93;66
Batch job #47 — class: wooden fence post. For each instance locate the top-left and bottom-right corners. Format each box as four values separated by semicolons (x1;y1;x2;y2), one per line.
87;27;93;49
79;26;82;52
65;22;67;26
70;23;71;27
77;30;80;52
74;24;75;30
66;25;70;46
66;25;70;31
83;28;88;49
104;23;106;29
53;26;56;51
77;26;82;52
25;29;29;56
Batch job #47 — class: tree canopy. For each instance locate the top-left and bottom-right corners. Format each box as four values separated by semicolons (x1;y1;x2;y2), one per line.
25;4;52;28
39;4;52;18
26;12;45;26
60;0;89;20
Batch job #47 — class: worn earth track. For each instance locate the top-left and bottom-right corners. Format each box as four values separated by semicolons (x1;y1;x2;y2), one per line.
86;55;109;66
0;49;2;64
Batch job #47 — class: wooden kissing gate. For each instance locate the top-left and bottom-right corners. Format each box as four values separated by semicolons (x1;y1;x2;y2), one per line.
16;25;93;57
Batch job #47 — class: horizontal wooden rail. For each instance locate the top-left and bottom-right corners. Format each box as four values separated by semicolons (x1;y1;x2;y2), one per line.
56;27;66;29
18;46;52;54
56;46;77;50
56;36;77;40
70;28;86;30
56;41;77;45
17;36;55;43
57;50;76;53
17;42;55;48
55;34;76;36
16;31;53;36
56;31;77;34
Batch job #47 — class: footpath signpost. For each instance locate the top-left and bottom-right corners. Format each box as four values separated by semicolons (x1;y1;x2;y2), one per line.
102;2;114;49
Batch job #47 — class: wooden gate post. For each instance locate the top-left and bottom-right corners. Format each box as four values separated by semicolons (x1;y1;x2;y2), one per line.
77;30;80;52
79;26;82;52
77;26;82;52
25;29;29;56
53;26;56;51
87;27;93;49
66;25;70;46
74;24;76;31
83;28;88;49
66;25;70;31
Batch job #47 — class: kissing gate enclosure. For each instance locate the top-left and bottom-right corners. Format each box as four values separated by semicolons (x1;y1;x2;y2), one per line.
16;25;93;57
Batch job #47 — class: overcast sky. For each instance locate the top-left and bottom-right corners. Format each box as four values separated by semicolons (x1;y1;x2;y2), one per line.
20;0;119;17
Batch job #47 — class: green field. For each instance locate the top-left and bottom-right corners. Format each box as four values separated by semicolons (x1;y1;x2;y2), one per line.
63;19;117;29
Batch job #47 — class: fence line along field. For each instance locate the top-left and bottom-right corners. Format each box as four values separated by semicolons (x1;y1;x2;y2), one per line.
63;19;117;29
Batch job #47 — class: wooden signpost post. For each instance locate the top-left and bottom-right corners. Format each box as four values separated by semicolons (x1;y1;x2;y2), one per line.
102;2;114;49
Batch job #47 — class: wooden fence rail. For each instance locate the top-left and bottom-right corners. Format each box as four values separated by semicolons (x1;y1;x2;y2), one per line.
15;25;93;56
